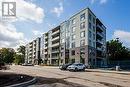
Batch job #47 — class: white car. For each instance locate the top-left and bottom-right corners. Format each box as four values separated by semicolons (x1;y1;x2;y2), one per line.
67;63;86;71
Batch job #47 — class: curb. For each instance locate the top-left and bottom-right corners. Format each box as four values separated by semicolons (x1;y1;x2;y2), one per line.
6;77;36;87
87;69;130;75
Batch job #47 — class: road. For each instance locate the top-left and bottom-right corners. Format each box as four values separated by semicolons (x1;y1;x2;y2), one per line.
2;65;130;87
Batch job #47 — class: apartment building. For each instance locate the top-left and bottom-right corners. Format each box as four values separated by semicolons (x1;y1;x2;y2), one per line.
41;26;60;65
26;8;106;67
25;37;41;65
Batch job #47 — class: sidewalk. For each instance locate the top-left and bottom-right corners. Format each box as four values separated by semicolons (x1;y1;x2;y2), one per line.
87;69;130;75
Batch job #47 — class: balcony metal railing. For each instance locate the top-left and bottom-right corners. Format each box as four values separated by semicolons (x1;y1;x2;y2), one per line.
51;42;60;47
51;30;60;35
96;24;104;32
51;36;60;41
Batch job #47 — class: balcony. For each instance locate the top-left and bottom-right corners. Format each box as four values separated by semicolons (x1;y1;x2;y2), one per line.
52;30;60;36
97;47;102;51
44;51;48;54
51;36;60;41
96;40;103;47
51;42;60;47
51;56;59;59
96;24;104;32
51;50;59;53
96;32;103;39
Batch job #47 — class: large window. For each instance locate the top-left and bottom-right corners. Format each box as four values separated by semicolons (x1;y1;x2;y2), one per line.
80;39;85;46
93;26;95;32
80;31;85;38
89;31;92;38
72;26;76;33
93;34;95;40
80;13;85;21
93;42;95;48
93;18;95;24
71;42;75;48
72;18;76;25
72;34;76;40
89;40;92;46
89;22;91;29
80;22;85;29
89;13;92;21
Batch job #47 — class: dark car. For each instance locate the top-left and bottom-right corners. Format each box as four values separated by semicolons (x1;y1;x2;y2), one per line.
59;63;72;70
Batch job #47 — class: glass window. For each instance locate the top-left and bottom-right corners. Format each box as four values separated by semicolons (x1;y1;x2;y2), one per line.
93;34;95;40
89;31;92;38
93;18;95;24
93;42;95;47
89;22;91;29
80;13;85;21
72;26;76;33
71;50;75;55
80;22;85;29
71;42;75;48
89;13;92;21
72;19;76;25
89;40;92;46
80;31;85;38
93;26;95;32
61;38;65;43
72;34;76;40
80;39;85;46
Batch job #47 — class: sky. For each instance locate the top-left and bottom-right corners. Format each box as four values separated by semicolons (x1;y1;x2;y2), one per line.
0;0;130;49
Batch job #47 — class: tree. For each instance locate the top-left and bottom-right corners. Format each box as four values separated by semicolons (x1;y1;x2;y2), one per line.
107;38;130;60
17;45;25;56
0;48;15;63
13;54;24;65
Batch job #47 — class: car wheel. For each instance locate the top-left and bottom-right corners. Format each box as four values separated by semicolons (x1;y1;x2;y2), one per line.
83;67;85;71
75;68;78;71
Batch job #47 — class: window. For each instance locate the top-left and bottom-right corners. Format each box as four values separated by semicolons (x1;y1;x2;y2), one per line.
93;34;95;40
61;39;65;43
72;34;76;40
80;39;85;46
71;50;75;55
93;18;95;24
72;19;76;25
71;42;75;48
89;13;92;21
80;22;85;29
89;40;92;46
80;31;85;38
93;26;95;32
80;13;85;21
93;42;95;47
89;22;91;29
72;26;76;33
89;31;92;38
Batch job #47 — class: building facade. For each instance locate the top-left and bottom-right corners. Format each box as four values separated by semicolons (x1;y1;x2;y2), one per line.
25;37;41;65
25;8;106;67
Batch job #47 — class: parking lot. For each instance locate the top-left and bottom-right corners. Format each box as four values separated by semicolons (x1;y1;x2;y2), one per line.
2;65;130;87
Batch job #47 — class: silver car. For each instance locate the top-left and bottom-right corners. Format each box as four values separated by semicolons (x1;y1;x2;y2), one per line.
67;63;86;71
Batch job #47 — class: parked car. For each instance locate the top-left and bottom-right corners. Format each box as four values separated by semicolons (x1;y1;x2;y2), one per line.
22;63;34;66
67;63;86;71
59;63;72;70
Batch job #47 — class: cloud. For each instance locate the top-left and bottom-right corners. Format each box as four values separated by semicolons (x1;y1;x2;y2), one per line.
89;0;108;4
100;0;107;4
113;30;130;47
0;0;44;49
32;29;42;36
0;23;27;48
51;2;63;17
0;0;45;23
